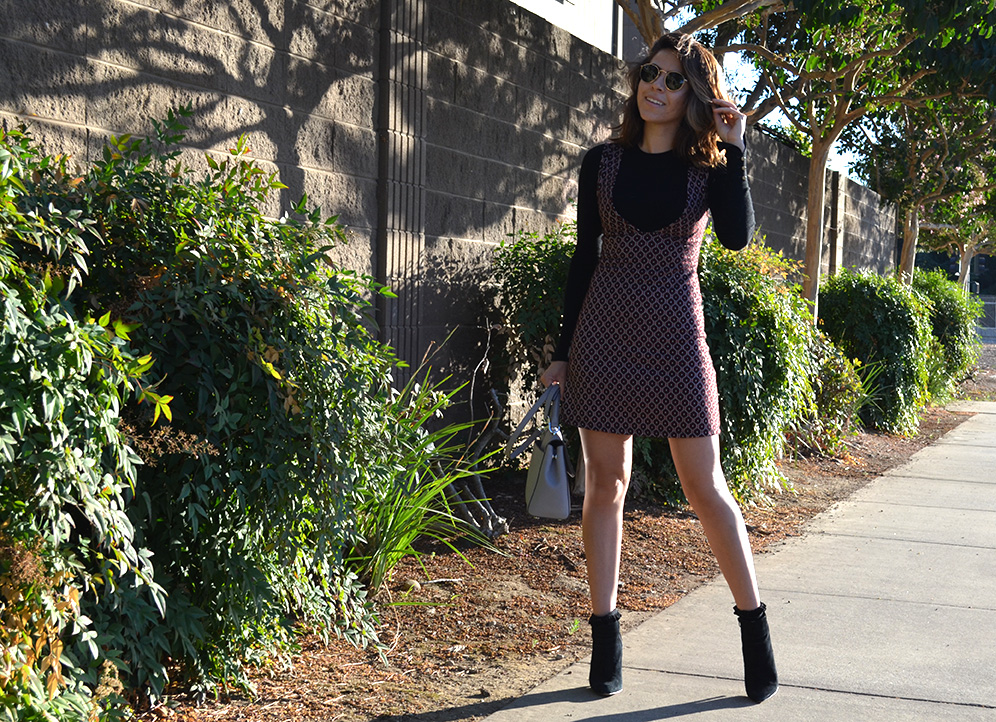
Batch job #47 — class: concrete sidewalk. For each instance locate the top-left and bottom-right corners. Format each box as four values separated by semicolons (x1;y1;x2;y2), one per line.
485;400;996;721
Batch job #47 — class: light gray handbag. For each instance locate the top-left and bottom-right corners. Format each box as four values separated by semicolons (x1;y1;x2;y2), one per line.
508;384;572;520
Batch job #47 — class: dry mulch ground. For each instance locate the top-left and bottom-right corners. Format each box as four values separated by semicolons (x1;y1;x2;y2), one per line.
157;352;996;722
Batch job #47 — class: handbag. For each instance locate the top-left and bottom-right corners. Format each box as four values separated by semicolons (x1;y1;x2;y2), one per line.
507;384;573;520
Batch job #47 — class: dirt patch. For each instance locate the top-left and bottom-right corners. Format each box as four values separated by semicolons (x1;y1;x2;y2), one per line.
157;364;992;721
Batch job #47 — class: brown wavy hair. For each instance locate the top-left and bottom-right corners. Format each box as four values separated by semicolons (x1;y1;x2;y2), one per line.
612;32;728;168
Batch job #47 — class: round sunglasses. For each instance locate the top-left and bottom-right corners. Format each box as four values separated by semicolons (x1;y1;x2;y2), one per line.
639;63;687;91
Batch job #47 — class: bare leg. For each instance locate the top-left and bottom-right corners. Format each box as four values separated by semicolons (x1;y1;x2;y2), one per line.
669;435;760;611
578;428;632;616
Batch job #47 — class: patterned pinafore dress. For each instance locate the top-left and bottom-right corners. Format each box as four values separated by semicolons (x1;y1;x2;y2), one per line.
562;143;720;438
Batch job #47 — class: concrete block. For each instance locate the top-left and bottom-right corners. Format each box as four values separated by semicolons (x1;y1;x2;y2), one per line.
478;162;537;208
566;110;598;149
513;4;552;51
90;2;286;107
424;4;490;72
489;39;545;93
534;172;574;216
286;3;340;66
86;63;197;138
286;60;375;128
478;118;520;168
590;47;627;83
291;113;337;171
211;38;285;106
513;206;561;236
483;201;517;245
304;0;380;30
543;58;573;106
131;0;286;48
0;41;88;124
548;25;574;63
513;87;549;134
332;122;377;179
0;113;88;166
299;167;377;230
425;144;488;200
567;72;604;115
424;190;483;239
421;235;491;324
454;63;517;124
0;0;87;54
425;53;457;104
539;137;581;179
473;0;518;40
424;98;482;154
330;226;376;276
335;18;376;75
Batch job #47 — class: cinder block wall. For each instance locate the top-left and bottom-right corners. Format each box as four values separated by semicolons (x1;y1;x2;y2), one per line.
841;177;897;274
0;0;383;274
1;0;897;402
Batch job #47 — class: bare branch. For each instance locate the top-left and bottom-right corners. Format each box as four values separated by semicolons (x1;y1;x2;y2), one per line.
678;0;785;34
717;42;801;76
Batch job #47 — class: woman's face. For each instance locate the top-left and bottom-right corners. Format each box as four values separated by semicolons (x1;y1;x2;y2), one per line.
636;49;690;129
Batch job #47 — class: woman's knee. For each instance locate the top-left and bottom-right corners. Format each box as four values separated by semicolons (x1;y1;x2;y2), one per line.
683;476;738;521
585;467;629;506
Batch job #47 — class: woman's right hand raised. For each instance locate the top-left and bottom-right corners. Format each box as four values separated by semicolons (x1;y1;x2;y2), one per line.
541;360;567;389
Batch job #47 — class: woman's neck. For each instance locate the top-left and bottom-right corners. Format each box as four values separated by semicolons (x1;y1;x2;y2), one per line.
639;124;678;154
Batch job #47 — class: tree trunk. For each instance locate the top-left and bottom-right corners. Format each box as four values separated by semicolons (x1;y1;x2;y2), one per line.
958;242;975;292
897;207;919;285
802;142;834;320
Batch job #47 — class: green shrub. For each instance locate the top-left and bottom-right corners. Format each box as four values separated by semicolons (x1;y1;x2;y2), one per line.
1;127;154;720
820;269;932;435
686;239;813;501
912;268;983;400
490;226;815;504
490;220;576;391
785;332;865;457
2;113;480;707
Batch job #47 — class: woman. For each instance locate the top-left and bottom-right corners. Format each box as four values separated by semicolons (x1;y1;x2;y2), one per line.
541;32;778;703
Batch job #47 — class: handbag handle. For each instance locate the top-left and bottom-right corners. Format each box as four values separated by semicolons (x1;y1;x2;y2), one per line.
507;384;561;460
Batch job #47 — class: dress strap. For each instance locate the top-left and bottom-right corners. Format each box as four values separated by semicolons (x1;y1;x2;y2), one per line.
595;144;624;232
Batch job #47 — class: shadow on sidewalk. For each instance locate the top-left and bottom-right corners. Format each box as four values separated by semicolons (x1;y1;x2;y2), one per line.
383;685;753;721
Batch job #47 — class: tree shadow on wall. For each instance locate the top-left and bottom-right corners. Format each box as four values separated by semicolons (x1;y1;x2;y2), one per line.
1;0;625;404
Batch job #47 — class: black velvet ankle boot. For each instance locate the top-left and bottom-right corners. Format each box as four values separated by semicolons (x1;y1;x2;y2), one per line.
588;609;623;696
734;603;778;702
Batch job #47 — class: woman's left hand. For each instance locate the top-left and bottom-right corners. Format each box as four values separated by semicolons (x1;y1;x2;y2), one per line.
711;98;746;151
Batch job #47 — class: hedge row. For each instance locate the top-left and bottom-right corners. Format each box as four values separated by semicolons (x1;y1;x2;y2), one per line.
491;222;982;502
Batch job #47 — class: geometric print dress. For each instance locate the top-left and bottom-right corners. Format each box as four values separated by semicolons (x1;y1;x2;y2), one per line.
562;143;721;438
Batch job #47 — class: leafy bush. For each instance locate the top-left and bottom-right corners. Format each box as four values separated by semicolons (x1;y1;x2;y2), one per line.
489;220;576;391
685;239;813;500
2;113;480;708
490;225;816;503
820;269;932;434
0;128;153;720
912;268;983;400
785;332;866;457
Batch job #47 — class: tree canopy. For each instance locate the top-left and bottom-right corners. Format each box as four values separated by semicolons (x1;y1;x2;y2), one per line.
620;0;996;313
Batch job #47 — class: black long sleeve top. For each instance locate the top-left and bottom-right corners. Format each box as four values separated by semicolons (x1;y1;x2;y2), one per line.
552;142;754;362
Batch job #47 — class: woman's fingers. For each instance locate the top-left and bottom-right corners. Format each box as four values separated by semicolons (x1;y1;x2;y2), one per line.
710;99;746;146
